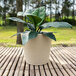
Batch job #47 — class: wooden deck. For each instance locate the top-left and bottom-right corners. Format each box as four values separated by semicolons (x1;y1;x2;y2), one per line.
0;47;76;76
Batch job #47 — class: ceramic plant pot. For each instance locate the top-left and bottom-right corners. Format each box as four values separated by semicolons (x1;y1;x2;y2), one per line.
23;34;51;65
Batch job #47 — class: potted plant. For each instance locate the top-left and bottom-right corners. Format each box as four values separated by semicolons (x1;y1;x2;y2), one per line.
8;7;72;65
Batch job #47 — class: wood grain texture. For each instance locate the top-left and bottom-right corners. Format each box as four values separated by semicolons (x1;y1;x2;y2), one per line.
0;47;76;76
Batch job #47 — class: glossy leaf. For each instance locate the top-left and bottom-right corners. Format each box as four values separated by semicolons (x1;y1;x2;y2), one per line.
8;17;35;30
32;7;45;20
43;32;56;41
21;31;38;45
41;22;72;29
9;7;73;45
18;9;42;27
27;23;35;30
17;7;45;29
21;31;30;45
23;7;45;19
23;7;45;28
27;15;42;28
10;31;29;38
8;17;26;23
29;31;38;40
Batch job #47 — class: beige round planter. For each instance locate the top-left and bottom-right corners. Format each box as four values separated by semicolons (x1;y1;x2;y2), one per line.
23;34;51;65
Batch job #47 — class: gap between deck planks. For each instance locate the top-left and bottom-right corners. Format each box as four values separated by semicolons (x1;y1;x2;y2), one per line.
0;47;76;76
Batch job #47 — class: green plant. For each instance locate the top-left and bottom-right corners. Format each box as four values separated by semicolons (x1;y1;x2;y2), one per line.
8;7;72;45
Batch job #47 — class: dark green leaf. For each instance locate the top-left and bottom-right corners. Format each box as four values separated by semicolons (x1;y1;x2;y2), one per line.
23;7;45;28
29;31;38;40
27;15;42;28
43;32;56;41
7;17;35;30
32;7;45;20
7;17;26;23
21;31;38;45
23;7;45;20
27;23;35;30
10;31;29;38
18;7;45;20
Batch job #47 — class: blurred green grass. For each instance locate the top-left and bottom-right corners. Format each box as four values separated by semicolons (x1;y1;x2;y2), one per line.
0;26;17;45
0;26;76;47
43;26;76;45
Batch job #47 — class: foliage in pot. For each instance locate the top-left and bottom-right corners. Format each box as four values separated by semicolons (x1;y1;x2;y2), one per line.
8;7;72;65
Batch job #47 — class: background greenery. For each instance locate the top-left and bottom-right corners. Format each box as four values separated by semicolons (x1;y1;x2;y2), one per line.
0;0;76;46
0;26;76;46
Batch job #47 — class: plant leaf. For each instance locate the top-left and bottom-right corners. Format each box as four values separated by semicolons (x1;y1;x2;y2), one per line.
23;7;45;28
10;31;30;38
7;17;35;30
21;31;38;45
32;7;45;20
27;23;35;30
7;17;26;23
23;7;45;19
21;31;30;45
23;9;34;16
27;15;42;28
41;22;72;29
29;31;38;40
43;32;56;41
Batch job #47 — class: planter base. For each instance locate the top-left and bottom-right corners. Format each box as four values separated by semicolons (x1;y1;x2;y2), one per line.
25;61;49;65
23;34;51;65
24;55;50;65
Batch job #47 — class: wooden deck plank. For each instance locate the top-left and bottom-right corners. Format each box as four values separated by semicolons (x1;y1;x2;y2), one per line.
8;48;22;76
24;64;29;76
58;47;76;68
50;52;63;76
0;47;5;54
30;65;35;76
40;65;45;76
64;47;76;63
0;48;16;76
60;47;76;63
61;49;76;69
67;47;76;55
44;64;52;76
65;47;76;58
55;47;75;76
0;47;76;76
0;47;14;68
0;48;9;60
51;54;69;76
51;48;69;76
2;48;18;76
51;47;72;75
14;49;24;76
17;50;26;76
18;57;26;76
58;47;76;75
35;66;40;76
0;47;4;51
48;62;57;76
0;49;7;58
